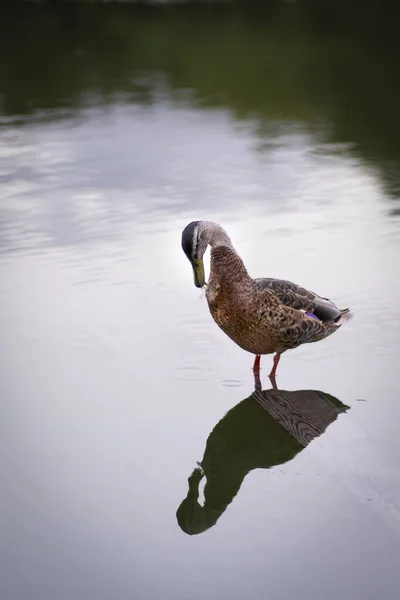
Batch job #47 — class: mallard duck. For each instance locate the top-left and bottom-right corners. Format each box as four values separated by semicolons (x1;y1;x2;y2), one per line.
181;221;352;380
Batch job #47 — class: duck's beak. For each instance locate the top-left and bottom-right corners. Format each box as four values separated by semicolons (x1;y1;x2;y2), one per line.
191;258;205;288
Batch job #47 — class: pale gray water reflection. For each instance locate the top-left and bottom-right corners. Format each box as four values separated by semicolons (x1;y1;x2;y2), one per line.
1;3;400;600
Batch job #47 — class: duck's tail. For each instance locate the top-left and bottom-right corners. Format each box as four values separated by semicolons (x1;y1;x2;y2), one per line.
337;307;353;325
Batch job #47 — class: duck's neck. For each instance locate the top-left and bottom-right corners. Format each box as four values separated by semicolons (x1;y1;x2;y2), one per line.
203;221;235;250
209;245;251;287
201;222;251;287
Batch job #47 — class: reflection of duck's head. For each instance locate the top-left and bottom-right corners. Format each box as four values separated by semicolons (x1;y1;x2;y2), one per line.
177;384;349;535
176;468;224;535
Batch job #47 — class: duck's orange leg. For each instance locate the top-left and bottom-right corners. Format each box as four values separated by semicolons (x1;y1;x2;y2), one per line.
268;352;281;379
253;354;262;389
253;354;261;375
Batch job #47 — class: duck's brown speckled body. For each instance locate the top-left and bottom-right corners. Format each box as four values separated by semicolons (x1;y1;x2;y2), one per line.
182;221;352;380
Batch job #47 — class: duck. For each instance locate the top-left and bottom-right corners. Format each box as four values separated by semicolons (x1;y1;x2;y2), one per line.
181;220;352;382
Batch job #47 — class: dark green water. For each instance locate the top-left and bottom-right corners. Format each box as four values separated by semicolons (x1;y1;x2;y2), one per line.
1;3;400;600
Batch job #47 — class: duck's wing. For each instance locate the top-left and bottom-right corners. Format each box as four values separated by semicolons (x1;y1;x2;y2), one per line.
281;309;339;347
254;277;343;322
258;287;340;348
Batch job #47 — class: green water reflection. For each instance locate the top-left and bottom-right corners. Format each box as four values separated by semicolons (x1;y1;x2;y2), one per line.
1;1;400;201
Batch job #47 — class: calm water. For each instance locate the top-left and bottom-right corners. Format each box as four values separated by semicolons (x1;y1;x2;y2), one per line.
1;3;400;599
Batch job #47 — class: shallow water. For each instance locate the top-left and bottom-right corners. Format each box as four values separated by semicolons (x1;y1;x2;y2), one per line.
1;3;400;599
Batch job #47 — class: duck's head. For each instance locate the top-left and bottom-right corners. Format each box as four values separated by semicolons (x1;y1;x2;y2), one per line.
181;221;208;287
181;221;233;288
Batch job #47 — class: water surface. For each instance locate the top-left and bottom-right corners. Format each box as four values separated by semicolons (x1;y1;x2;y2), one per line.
1;3;400;600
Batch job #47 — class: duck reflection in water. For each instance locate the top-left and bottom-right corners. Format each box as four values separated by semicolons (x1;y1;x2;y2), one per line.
176;375;349;535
